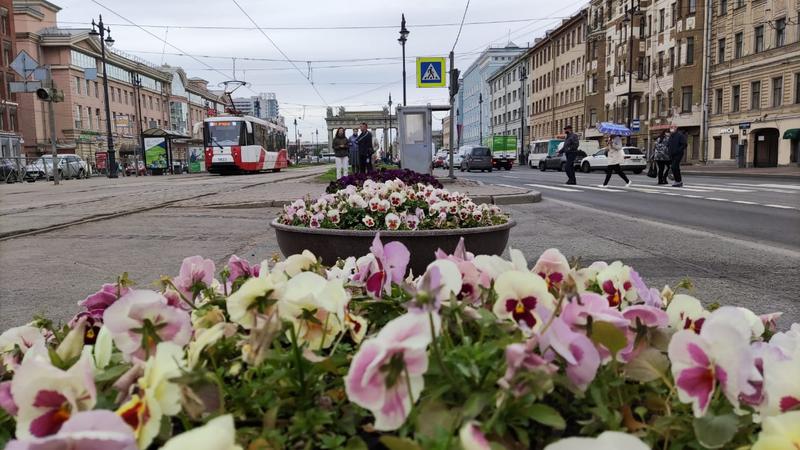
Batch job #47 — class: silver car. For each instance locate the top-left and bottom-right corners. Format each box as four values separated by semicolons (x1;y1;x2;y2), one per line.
25;154;88;180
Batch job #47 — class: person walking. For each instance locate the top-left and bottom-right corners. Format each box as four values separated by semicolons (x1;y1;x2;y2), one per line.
356;122;374;174
599;134;631;187
561;124;579;185
332;127;349;179
653;130;671;185
666;124;686;187
348;128;359;174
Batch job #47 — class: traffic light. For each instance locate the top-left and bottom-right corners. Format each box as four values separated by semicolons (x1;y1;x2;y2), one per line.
35;88;64;102
449;69;460;98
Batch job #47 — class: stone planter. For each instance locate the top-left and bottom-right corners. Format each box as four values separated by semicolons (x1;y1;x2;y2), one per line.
270;219;516;275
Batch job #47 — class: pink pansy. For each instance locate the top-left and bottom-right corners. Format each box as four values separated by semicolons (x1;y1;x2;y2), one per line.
352;234;410;298
74;282;131;323
668;307;759;417
596;262;636;308
544;431;650;450
409;260;463;312
629;270;663;308
493;271;556;331
5;410;137;450
574;261;608;293
561;293;630;330
499;339;558;396
103;290;192;361
758;324;800;416
11;344;96;439
0;380;17;415
459;421;491;450
403;214;419;230
532;248;571;293
345;311;438;431
362;215;376;228
0;325;48;371
385;213;401;230
227;255;260;283
309;213;323;228
759;312;783;335
435;239;489;304
622;304;669;329
172;255;216;300
537;312;602;391
327;209;341;224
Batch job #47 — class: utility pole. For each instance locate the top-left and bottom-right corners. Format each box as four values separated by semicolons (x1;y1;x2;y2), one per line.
90;15;118;178
448;51;459;179
131;72;144;176
43;66;59;185
519;64;528;165
478;93;483;145
398;15;410;106
388;93;393;160
294;118;299;164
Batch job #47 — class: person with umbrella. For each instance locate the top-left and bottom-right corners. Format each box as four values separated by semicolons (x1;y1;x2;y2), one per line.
561;124;579;185
598;132;631;187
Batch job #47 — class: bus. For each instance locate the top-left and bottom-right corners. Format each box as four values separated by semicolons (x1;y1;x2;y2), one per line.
201;116;288;174
527;139;564;168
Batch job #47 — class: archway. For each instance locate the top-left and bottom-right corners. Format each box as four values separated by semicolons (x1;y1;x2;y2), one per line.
325;107;396;157
752;128;779;167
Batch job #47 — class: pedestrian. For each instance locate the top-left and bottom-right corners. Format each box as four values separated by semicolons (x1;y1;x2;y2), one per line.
348;128;359;173
561;124;579;185
653;130;671;185
599;134;631;187
356;122;374;174
666;124;686;187
332;127;349;179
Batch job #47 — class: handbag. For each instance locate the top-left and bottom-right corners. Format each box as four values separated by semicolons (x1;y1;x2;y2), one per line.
647;163;657;178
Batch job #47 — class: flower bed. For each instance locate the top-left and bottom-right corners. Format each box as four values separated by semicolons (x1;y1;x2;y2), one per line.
325;169;442;194
0;239;798;450
280;179;508;231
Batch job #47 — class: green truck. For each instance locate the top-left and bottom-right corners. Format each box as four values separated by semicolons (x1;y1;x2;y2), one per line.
484;135;516;170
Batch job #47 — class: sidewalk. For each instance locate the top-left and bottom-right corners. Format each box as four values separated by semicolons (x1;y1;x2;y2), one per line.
680;165;800;179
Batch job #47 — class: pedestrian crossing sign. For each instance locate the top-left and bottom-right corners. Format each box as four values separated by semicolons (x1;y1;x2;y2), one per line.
416;57;446;88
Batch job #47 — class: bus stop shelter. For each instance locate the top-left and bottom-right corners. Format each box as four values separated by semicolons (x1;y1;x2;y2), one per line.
141;128;191;175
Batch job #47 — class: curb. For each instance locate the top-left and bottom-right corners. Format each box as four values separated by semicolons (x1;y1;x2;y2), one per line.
471;190;541;206
680;171;800;181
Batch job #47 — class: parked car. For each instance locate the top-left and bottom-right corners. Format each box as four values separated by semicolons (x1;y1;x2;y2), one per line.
580;146;646;173
459;146;493;172
125;161;146;176
538;150;587;171
25;154;88;180
442;151;463;169
1;159;23;183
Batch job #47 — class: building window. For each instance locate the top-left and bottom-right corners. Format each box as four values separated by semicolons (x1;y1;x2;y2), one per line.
686;37;695;65
719;0;727;15
1;41;10;67
671;3;677;26
734;32;743;58
754;25;764;53
715;88;723;113
681;87;692;113
718;38;726;63
87;106;93;130
732;85;740;112
730;135;738;159
94;82;99;98
688;0;696;14
658;51;664;76
606;71;612;91
0;7;8;36
74;76;81;95
667;89;674;114
659;9;665;32
590;108;597;126
796;73;800;104
750;81;761;110
74;105;82;129
669;48;675;72
772;77;783;107
775;18;786;48
713;137;722;159
735;0;743;8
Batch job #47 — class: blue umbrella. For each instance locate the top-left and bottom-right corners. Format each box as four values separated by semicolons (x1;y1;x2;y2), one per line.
597;122;632;136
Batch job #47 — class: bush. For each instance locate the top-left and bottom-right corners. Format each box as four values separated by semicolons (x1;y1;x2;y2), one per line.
326;168;442;194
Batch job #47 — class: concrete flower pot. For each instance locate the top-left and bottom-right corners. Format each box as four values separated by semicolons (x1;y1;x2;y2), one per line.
270;219;516;275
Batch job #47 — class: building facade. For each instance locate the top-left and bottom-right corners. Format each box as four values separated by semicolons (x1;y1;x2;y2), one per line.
488;51;528;153
442;115;451;149
528;10;588;144
707;0;800;167
232;92;279;120
460;44;526;147
0;0;20;158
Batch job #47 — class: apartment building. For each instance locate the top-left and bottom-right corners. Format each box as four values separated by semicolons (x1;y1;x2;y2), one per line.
527;10;588;143
707;0;800;167
488;51;528;153
0;0;19;158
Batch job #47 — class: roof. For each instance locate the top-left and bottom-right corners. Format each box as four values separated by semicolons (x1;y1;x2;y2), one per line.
37;27;89;37
142;128;191;139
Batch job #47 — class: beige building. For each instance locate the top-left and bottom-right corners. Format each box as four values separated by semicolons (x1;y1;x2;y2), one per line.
442;115;451;150
13;0;226;168
527;10;588;143
707;0;800;167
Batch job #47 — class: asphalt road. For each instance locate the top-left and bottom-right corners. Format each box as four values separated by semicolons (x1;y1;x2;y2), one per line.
445;166;800;250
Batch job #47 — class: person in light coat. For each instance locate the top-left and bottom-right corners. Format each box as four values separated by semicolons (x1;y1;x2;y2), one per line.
331;127;349;179
599;134;631;187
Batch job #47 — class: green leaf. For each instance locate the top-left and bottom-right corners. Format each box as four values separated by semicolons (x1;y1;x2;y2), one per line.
526;404;566;430
379;436;423;450
461;393;491;420
344;437;369;450
693;414;739;449
623;348;669;383
590;321;628;357
94;364;130;383
415;400;456;441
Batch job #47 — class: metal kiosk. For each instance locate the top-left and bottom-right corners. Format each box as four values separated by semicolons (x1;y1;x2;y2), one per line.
396;105;450;175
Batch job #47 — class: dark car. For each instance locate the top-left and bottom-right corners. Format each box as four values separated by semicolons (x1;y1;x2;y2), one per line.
538;150;587;171
460;146;493;172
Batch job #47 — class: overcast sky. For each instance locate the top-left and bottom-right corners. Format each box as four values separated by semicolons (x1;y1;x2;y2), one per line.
55;0;586;140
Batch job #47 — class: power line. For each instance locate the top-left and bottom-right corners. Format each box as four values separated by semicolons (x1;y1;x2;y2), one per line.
230;0;327;106
451;0;472;52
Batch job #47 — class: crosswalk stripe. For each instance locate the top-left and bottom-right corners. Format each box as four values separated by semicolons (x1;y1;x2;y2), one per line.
685;184;754;192
731;183;800;190
733;200;758;205
681;194;704;198
525;183;581;192
705;197;730;202
651;185;715;192
765;204;797;210
570;185;624;192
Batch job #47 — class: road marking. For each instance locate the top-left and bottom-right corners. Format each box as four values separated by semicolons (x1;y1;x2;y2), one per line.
652;185;715;192
732;200;758;205
754;184;800;190
705;197;730;202
500;175;521;179
525;183;581;192
685;184;754;192
626;187;662;193
681;194;703;198
571;185;624;192
765;204;798;210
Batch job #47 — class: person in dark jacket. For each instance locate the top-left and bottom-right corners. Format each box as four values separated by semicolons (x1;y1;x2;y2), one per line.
666;125;686;187
356;122;374;173
653;130;671;185
561;124;580;185
348;128;359;174
332;127;349;179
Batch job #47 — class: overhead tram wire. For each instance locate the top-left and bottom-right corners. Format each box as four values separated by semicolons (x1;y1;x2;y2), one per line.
89;0;234;81
231;0;327;106
451;0;471;52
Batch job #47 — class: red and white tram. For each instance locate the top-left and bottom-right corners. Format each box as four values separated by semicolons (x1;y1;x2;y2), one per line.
201;116;288;174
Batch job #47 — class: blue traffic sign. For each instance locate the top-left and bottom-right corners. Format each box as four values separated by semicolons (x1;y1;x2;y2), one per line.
416;57;446;88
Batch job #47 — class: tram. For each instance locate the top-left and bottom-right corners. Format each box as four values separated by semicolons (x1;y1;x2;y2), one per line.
201;115;288;174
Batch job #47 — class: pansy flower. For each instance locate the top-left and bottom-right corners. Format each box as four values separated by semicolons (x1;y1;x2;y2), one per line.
493;271;555;330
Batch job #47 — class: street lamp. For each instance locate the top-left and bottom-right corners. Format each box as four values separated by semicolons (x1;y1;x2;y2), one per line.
388;92;393;160
131;72;144;176
622;2;642;145
293;118;299;164
478;93;483;145
519;65;528;165
89;15;118;178
398;14;410;106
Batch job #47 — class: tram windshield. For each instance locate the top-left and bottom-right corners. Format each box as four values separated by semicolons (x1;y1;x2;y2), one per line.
204;121;245;147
